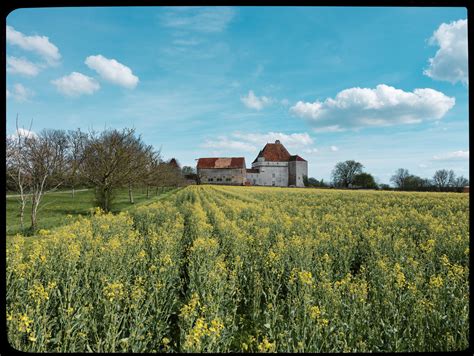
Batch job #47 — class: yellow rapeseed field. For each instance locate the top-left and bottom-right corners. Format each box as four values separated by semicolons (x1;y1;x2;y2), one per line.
6;185;469;352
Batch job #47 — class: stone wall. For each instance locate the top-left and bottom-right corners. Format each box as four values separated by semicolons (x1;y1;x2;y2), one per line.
251;161;289;186
288;161;308;187
198;168;246;185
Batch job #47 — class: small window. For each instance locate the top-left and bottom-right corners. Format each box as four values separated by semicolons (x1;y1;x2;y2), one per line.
226;178;231;182
209;178;213;182
217;178;222;182
272;173;275;178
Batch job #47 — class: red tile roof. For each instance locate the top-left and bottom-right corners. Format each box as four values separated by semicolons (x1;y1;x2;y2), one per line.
252;141;292;163
197;157;246;169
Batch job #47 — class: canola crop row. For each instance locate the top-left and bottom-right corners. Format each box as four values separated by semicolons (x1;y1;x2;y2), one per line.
6;185;469;352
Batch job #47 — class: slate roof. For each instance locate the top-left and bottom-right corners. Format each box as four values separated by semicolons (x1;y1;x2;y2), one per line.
197;157;246;169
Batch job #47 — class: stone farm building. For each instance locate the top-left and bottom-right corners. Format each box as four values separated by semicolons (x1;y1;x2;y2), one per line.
196;140;308;187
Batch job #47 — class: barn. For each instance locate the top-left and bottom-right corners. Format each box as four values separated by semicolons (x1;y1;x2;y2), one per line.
196;157;247;185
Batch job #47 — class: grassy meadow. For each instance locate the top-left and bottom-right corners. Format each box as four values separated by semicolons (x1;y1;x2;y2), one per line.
6;187;178;238
6;185;470;352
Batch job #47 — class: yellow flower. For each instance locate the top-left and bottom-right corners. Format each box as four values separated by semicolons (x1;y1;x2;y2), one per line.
209;318;224;337
429;275;443;288
309;305;321;319
103;281;125;302
29;281;49;304
394;263;406;289
318;318;329;327
298;270;313;286
17;314;33;333
257;337;276;353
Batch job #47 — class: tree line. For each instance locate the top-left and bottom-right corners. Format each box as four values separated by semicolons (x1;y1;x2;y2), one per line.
7;121;191;233
303;160;469;192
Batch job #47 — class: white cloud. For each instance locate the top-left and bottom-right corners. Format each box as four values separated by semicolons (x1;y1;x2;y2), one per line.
85;55;139;89
203;136;256;152
160;6;235;33
433;150;469;161
51;72;100;97
7;83;34;102
7;56;40;76
6;25;61;65
233;132;314;149
203;131;315;154
281;98;290;106
241;90;273;110
330;145;339;152
290;84;455;131
424;19;468;85
303;147;319;154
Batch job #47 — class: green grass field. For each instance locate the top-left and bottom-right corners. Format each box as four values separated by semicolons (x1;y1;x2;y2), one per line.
6;187;180;238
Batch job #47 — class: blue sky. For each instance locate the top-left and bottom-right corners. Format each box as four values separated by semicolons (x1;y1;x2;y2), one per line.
6;6;469;184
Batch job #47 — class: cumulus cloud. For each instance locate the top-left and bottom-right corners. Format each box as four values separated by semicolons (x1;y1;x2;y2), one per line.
6;25;61;65
7;56;40;76
203;131;315;153
160;6;235;33
330;145;339;152
85;55;139;89
290;84;455;131
7;83;34;102
233;132;314;149
241;90;273;110
424;19;468;85
51;72;100;97
203;136;256;152
433;150;469;161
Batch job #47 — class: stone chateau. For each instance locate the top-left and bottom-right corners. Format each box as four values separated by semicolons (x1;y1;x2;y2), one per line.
196;140;308;187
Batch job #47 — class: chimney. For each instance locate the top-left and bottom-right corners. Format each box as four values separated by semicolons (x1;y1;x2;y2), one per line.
275;140;281;144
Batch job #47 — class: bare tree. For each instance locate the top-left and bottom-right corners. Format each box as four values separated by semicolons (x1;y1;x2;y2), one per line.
81;128;157;212
66;129;88;198
454;176;469;189
142;149;161;199
125;138;155;204
390;168;410;190
331;160;364;188
6;116;33;230
447;170;456;188
22;129;69;232
432;169;451;191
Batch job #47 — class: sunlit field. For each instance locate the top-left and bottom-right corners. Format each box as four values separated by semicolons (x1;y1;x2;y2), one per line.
6;185;469;352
